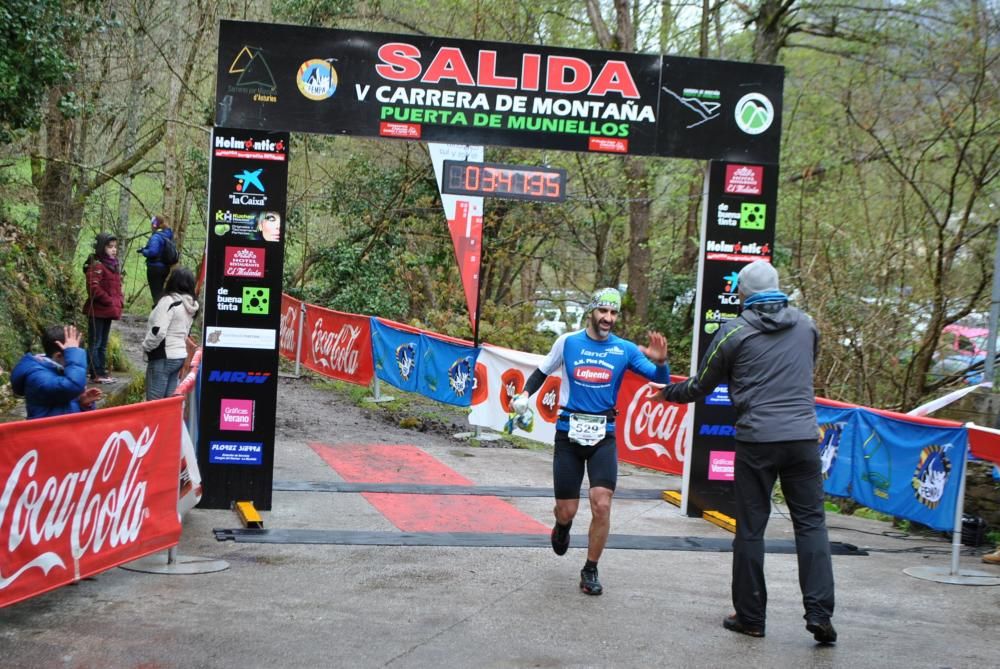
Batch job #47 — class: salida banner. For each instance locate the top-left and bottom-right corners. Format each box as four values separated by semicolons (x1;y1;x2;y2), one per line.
216;20;783;162
0;398;183;608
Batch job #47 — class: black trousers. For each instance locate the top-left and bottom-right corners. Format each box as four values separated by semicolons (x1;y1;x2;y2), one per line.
147;265;170;304
732;438;835;627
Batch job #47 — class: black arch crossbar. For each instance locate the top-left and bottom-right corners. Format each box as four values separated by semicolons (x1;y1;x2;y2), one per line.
271;480;666;499
212;528;867;555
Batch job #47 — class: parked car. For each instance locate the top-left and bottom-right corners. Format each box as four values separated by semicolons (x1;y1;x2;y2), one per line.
534;301;585;336
929;324;991;384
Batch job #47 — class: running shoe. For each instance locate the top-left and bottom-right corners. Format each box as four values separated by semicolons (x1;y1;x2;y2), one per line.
579;567;602;596
550;522;571;556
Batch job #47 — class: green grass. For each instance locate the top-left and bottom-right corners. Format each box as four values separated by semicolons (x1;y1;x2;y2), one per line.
851;507;896;523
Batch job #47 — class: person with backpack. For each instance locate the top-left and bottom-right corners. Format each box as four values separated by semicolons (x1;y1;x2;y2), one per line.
142;267;199;400
82;232;124;383
138;215;178;303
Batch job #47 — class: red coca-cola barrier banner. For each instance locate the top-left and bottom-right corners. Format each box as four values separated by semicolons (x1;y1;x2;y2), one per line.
615;371;689;476
279;293;302;359
280;294;374;385
0;397;184;608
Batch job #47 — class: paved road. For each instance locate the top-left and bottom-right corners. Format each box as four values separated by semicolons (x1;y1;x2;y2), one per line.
2;373;999;668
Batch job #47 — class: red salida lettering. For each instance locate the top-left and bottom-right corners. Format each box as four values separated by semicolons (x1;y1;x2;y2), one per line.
375;43;639;97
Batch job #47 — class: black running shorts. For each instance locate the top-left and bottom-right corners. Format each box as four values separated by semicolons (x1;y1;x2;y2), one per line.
552;430;618;499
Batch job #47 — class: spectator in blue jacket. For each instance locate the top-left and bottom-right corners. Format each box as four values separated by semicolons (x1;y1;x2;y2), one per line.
138;215;174;303
10;324;103;419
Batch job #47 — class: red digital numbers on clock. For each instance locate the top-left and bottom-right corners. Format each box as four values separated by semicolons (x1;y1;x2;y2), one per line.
442;161;567;203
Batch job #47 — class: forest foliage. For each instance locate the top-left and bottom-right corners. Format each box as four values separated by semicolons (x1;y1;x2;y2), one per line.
0;0;997;413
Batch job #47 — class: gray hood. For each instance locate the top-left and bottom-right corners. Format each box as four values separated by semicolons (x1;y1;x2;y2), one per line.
741;302;800;334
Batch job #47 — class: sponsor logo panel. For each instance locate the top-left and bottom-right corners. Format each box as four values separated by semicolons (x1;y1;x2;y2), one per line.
708;450;735;481
224;247;266;277
699;423;735;437
705;385;731;406
219;398;255;432
209;440;264;465
297;58;339;100
724;164;763;195
734;93;774;135
204;327;276;350
207;370;272;384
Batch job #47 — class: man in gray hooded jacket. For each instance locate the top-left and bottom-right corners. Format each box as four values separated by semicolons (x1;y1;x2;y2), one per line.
654;260;836;645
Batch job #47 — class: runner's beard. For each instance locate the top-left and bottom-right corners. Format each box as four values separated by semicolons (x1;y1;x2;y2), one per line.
589;312;614;339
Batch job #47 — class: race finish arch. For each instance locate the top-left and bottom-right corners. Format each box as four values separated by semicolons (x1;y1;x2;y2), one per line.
201;19;782;516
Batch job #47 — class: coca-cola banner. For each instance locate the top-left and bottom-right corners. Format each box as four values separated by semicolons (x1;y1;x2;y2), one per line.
0;398;184;608
468;344;561;444
307;305;374;385
278;292;302;360
615;371;689;476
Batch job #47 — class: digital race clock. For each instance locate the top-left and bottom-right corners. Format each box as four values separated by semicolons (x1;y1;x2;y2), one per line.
441;160;567;203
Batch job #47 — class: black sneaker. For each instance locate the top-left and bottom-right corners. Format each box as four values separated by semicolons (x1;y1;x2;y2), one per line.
579;567;603;596
806;619;837;644
551;522;571;556
723;614;765;638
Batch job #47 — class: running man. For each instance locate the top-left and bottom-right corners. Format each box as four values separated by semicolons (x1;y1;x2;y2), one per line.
512;287;669;595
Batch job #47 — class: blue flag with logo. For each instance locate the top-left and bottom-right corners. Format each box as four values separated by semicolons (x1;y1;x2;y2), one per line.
850;409;967;531
418;335;480;407
816;405;856;498
370;318;422;393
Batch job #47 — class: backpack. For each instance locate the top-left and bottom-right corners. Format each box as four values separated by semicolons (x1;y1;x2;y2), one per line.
159;234;179;266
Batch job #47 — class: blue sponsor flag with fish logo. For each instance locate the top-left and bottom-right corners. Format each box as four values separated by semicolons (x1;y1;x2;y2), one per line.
850;409;967;531
816;405;856;498
418;334;480;407
370;318;422;393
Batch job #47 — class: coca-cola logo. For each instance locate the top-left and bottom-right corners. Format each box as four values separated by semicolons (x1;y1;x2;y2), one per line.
279;305;298;353
622;383;687;462
1;428;154;590
310;317;362;376
574;365;612;384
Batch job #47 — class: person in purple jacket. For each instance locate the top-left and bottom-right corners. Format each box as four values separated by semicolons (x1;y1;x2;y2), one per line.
11;325;103;419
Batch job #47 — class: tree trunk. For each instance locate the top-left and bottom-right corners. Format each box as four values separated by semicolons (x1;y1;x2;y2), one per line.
623;156;652;322
35;88;84;261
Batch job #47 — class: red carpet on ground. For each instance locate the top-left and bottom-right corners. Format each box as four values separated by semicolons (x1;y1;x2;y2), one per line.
310;442;548;534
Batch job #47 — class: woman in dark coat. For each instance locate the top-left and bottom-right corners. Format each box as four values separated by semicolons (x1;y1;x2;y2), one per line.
82;232;124;383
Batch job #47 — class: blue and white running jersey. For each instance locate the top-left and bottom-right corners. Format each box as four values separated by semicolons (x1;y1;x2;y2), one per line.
538;329;669;433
